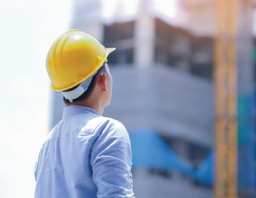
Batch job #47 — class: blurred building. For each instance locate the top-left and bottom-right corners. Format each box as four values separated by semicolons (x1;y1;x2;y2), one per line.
182;1;256;197
50;0;255;197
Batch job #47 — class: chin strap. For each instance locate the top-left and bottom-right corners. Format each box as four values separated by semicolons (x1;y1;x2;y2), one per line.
62;71;96;103
62;86;86;103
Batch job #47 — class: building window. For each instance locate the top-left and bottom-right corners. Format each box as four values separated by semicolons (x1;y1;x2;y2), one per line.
155;18;190;72
107;48;133;65
155;18;214;80
104;21;135;65
190;37;214;80
161;135;210;167
188;142;210;167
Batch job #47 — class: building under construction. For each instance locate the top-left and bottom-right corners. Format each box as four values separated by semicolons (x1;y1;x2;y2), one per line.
50;0;256;197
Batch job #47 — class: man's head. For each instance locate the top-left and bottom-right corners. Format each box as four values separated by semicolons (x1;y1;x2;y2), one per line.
46;30;116;114
63;63;113;109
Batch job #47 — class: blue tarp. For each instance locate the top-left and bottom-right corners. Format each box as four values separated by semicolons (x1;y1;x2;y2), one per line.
129;129;191;174
129;129;213;185
192;152;214;185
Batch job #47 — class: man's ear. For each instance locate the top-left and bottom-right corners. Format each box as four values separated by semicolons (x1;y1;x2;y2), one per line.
97;73;107;91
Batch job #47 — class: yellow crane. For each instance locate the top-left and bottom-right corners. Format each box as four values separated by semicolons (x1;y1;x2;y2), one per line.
215;0;238;197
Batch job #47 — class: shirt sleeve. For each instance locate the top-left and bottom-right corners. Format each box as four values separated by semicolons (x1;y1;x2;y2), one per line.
90;119;134;198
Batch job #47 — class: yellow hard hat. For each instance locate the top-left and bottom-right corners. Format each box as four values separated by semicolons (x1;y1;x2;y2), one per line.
46;29;116;91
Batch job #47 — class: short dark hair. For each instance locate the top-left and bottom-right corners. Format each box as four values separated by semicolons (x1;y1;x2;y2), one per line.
63;65;106;104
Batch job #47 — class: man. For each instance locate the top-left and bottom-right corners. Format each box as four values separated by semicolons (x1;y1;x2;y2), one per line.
34;30;134;198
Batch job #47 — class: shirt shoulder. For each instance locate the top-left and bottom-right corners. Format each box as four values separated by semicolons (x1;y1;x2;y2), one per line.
95;117;130;143
42;126;56;144
103;117;127;130
76;115;127;134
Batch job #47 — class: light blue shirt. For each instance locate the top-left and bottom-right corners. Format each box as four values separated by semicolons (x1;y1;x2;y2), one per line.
34;105;134;198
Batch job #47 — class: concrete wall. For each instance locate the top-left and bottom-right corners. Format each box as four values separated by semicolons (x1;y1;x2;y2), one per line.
104;65;214;146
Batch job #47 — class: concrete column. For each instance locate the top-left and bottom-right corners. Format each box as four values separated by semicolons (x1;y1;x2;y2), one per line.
134;15;155;67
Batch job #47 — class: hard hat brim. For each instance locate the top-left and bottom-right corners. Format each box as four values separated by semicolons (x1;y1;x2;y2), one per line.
106;48;116;55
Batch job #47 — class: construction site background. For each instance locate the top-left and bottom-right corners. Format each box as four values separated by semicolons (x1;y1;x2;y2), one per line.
0;0;255;198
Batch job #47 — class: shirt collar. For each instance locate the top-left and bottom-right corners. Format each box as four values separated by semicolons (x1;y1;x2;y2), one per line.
63;105;100;118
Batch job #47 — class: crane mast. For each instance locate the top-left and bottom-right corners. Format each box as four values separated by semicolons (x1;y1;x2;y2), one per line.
215;0;238;197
